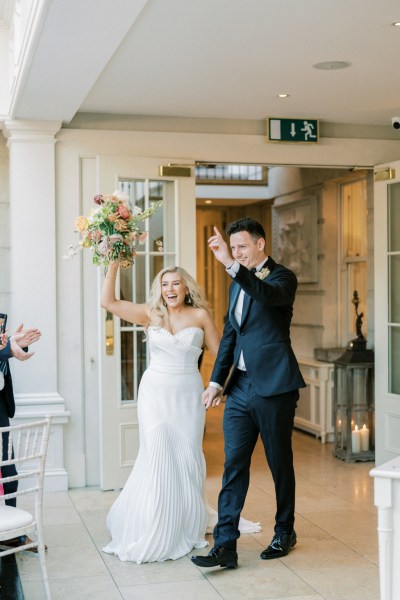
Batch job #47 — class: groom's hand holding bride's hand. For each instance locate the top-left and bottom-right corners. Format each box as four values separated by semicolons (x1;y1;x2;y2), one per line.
202;386;222;410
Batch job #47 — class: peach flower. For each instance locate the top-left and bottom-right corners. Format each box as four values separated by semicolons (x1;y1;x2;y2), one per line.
114;219;129;232
75;216;89;232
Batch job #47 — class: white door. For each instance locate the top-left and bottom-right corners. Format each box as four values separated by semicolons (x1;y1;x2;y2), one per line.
97;156;195;490
374;159;400;466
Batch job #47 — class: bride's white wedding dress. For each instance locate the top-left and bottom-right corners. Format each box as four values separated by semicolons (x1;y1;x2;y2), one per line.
102;325;260;564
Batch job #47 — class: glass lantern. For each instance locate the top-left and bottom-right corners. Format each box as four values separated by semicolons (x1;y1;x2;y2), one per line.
333;292;375;462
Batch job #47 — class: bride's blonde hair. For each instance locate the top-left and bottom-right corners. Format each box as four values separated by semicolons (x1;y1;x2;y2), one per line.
148;266;208;326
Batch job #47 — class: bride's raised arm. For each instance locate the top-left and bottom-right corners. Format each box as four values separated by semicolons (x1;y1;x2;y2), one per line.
101;262;150;326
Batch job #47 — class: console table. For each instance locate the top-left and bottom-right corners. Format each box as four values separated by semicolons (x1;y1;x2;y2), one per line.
295;357;334;443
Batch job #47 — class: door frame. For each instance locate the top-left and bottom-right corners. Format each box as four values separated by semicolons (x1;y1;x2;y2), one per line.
374;160;400;465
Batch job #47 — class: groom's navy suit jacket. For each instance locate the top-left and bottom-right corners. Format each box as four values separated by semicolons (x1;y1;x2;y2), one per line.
211;257;305;397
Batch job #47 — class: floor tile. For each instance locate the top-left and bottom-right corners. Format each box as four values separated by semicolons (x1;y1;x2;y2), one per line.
120;578;222;600
8;406;379;599
17;545;108;582
22;575;122;599
102;553;204;587
295;564;379;600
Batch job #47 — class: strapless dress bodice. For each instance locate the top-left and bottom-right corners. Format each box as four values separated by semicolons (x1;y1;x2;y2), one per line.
147;326;204;373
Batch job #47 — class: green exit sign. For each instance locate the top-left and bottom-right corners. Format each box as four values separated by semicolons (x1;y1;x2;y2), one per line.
267;117;319;143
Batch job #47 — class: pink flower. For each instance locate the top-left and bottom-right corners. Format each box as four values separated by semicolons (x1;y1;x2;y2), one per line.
138;232;148;244
93;194;104;205
117;203;131;220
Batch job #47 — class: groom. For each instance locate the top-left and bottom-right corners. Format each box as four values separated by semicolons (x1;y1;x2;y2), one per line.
192;217;305;569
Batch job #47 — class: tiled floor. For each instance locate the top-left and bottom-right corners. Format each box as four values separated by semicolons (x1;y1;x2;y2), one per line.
17;404;379;599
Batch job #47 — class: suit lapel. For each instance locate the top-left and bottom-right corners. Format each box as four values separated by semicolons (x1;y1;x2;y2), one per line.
230;258;276;329
229;282;241;330
241;258;274;326
241;290;252;326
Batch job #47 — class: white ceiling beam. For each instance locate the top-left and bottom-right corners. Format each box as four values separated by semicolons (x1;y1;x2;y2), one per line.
12;0;149;123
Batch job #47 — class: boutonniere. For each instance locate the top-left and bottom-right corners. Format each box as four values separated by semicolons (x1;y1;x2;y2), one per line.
255;267;270;280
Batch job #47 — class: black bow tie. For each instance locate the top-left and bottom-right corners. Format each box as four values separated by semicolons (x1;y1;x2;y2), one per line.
250;268;257;273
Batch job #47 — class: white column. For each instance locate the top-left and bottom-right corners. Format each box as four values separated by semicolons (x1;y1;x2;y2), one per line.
3;120;70;491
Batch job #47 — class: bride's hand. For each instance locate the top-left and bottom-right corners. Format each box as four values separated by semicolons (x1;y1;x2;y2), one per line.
202;386;222;410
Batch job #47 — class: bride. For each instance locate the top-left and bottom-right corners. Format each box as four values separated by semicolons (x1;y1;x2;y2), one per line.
101;263;260;564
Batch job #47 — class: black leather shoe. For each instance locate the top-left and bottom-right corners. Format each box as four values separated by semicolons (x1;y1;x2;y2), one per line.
260;530;297;560
191;545;238;568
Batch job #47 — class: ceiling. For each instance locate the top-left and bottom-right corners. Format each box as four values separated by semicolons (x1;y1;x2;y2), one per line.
4;0;400;128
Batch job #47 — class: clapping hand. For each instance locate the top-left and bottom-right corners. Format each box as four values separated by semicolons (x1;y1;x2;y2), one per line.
10;324;41;361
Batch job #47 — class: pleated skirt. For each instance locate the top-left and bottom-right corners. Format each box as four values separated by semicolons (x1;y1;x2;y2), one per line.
102;367;208;563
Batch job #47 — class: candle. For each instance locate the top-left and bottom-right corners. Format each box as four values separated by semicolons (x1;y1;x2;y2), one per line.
360;424;369;451
352;424;361;453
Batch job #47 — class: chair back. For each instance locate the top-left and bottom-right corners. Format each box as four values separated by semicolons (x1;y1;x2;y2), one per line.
0;417;52;504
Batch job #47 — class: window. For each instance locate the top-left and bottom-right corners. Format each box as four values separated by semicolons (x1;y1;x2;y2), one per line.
195;164;268;185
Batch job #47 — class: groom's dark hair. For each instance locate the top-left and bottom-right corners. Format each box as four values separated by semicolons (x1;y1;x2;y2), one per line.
226;218;265;241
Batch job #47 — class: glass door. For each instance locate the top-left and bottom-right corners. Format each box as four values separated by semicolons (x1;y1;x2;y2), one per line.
96;156;195;490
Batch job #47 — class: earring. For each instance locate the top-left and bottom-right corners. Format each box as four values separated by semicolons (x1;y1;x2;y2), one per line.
185;294;192;304
163;300;167;307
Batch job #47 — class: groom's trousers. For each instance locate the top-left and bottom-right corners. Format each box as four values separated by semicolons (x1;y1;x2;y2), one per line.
214;369;299;550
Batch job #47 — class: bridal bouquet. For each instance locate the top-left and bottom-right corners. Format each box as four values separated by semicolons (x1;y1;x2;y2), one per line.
65;191;162;268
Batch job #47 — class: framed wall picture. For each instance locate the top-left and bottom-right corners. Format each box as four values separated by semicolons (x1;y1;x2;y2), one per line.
272;196;318;283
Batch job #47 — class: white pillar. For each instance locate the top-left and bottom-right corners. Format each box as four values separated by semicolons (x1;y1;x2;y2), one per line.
3;120;70;491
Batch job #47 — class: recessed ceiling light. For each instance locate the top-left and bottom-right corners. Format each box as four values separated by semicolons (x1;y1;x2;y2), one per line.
204;200;213;204
392;21;400;26
313;61;351;70
277;93;290;98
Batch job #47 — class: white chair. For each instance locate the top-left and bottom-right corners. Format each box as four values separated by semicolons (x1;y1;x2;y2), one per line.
0;417;52;599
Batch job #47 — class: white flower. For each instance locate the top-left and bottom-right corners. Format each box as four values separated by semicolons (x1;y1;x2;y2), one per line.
131;205;143;216
112;190;130;202
255;267;270;280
